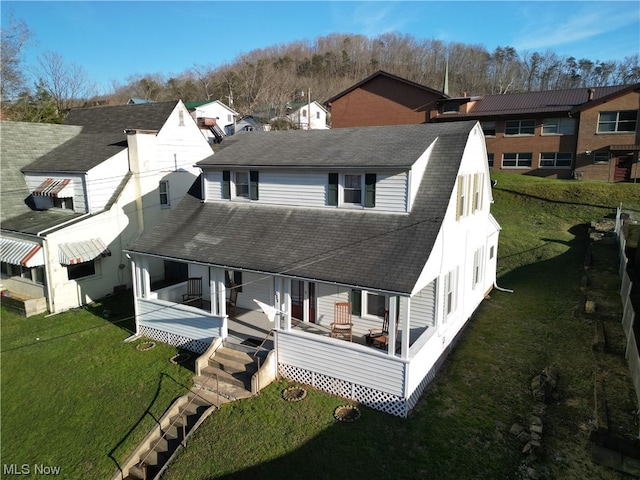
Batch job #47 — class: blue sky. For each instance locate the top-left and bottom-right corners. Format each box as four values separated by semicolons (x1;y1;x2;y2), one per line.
3;1;639;94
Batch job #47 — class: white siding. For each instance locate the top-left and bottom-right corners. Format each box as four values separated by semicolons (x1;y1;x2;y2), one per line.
278;331;406;395
259;172;327;207
375;171;408;212
138;298;223;340
411;280;437;328
235;272;272;310
86;151;129;212
204;171;223;201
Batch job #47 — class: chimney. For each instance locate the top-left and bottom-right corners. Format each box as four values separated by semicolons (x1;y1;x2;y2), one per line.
443;59;449;96
588;88;595;101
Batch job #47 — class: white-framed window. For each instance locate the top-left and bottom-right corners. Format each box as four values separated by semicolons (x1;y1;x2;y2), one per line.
505;119;535;136
540;152;572;168
342;174;362;205
502;153;533;168
316;111;321;119
302;109;307;118
178;109;185;126
53;197;74;210
363;291;387;319
456;175;468;220
444;268;458;318
482;121;496;137
67;260;96;280
542;118;576;135
472;173;484;213
472;247;485;288
1;262;45;285
227;114;232;122
234;171;249;198
597;111;637;133
159;180;170;206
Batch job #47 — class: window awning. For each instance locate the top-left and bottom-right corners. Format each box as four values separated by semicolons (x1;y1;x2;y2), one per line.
33;178;73;198
0;237;44;267
609;144;640;152
59;239;111;265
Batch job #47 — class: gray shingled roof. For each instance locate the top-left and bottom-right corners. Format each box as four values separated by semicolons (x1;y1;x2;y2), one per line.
22;101;179;173
127;121;476;294
435;84;637;119
0;121;85;228
199;122;463;169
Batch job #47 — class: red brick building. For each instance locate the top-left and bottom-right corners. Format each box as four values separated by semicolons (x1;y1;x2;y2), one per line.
325;71;447;128
326;71;640;182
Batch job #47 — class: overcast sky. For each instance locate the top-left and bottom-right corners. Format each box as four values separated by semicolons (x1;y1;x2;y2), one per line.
3;0;639;94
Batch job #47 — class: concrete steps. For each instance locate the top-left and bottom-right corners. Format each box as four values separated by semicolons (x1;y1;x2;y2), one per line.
193;345;258;400
119;389;216;480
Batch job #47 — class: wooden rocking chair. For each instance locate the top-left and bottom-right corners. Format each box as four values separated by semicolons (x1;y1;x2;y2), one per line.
366;309;397;349
226;283;239;318
182;277;203;307
330;302;353;342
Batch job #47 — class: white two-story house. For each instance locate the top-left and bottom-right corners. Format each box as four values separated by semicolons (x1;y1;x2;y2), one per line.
0;101;212;314
124;121;500;416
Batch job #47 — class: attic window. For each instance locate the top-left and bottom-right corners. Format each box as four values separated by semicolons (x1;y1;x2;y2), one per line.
179;110;185;126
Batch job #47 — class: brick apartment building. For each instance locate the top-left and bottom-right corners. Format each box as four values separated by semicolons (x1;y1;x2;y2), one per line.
326;71;639;182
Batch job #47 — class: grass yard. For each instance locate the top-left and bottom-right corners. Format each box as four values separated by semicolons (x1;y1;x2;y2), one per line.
0;294;194;479
2;173;639;480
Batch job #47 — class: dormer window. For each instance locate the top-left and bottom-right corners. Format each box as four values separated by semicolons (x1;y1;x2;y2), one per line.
343;174;362;204
222;170;259;200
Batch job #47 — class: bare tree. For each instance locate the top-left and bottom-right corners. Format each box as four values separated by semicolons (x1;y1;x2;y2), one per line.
0;10;33;102
35;51;97;112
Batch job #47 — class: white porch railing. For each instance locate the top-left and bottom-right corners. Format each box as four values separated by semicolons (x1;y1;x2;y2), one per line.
136;298;224;354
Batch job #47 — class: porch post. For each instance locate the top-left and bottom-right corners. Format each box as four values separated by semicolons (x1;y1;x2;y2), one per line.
283;277;292;331
141;257;151;298
130;256;140;334
400;297;410;360
209;267;218;315
388;295;398;356
216;268;226;317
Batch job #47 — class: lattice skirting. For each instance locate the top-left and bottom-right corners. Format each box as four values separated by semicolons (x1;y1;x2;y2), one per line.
278;363;409;417
139;325;210;354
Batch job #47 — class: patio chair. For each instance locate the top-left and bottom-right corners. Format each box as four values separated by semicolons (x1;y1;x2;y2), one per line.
330;302;353;342
182;277;203;307
227;283;239;318
366;309;396;349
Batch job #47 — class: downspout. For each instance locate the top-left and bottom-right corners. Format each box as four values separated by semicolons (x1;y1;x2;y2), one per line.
41;237;55;313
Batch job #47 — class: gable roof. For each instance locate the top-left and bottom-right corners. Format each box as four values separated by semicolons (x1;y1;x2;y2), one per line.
324;70;449;106
21;101;179;173
434;84;639;119
185;99;239;116
126;121;477;294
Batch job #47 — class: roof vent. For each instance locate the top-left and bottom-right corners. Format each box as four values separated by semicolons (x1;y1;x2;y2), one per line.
588;88;595;101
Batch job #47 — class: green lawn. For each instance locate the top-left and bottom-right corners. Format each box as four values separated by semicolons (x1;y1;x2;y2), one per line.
0;294;194;479
2;173;639;480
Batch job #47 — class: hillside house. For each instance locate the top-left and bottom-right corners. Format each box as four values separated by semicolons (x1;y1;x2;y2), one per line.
124;121;500;416
185;100;238;141
0;101;212;314
285;100;329;130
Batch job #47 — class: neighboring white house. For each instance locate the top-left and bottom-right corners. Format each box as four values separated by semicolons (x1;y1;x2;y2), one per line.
0;101;213;314
185;100;239;141
124;121;500;417
286;100;329;129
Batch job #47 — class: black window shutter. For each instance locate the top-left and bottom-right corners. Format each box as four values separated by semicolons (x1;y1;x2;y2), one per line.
328;173;338;206
351;289;361;316
222;170;231;199
364;173;376;208
250;171;259;200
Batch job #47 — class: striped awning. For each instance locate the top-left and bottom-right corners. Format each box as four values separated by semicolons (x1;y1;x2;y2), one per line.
33;178;73;197
0;237;45;267
59;239;111;265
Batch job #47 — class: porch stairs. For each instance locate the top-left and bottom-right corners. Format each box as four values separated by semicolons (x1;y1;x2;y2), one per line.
114;345;259;480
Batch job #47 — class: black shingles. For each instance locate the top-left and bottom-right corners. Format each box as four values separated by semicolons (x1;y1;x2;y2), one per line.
127;121;476;294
